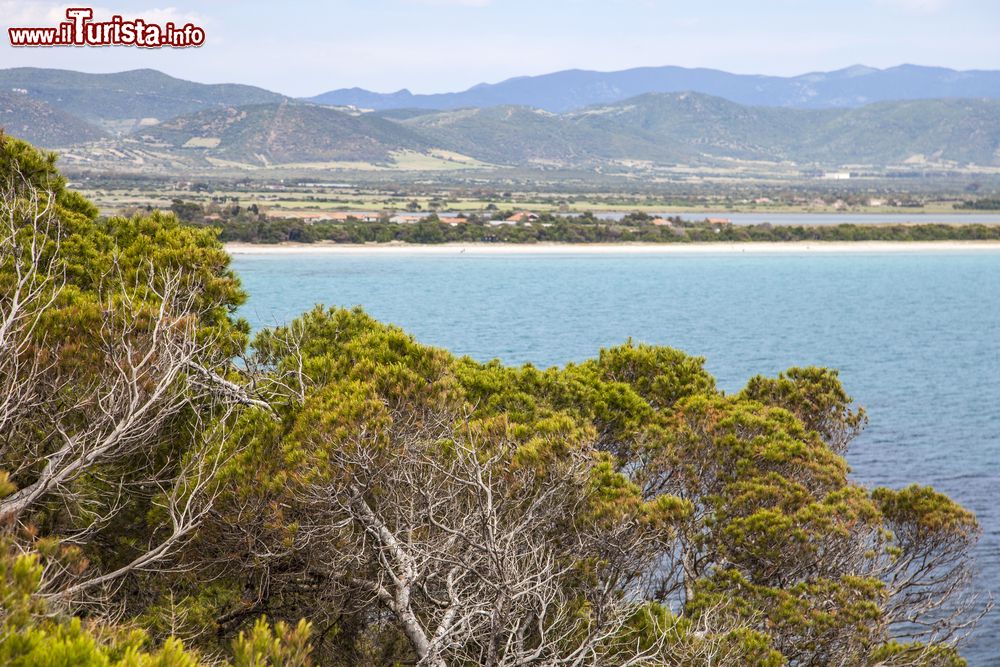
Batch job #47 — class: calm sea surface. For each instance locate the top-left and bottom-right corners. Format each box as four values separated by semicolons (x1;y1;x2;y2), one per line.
233;250;1000;663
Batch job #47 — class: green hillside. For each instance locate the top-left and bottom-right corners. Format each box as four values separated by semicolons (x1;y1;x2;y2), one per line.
0;67;287;131
406;92;1000;167
567;92;824;162
403;106;623;165
803;98;1000;165
0;91;107;147
138;101;432;165
402;94;819;165
571;93;1000;166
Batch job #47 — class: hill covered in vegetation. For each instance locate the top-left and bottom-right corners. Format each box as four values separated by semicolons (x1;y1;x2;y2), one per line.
404;93;1000;167
138;100;433;164
0;91;107;147
51;92;1000;170
0;67;287;132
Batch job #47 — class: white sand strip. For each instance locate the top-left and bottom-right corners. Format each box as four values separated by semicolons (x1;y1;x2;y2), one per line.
225;241;1000;256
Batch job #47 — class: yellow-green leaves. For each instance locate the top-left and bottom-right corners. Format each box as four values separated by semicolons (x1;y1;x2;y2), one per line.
741;367;867;454
873;485;978;537
231;617;313;667
0;547;207;667
594;340;716;409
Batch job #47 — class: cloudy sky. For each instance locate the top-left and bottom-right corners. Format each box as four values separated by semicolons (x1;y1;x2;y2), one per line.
1;0;998;96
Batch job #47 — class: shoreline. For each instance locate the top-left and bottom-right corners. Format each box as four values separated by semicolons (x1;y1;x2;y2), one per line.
225;241;1000;256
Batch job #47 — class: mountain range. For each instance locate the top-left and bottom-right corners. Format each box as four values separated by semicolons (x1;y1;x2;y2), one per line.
128;93;1000;169
308;64;1000;113
2;65;1000;171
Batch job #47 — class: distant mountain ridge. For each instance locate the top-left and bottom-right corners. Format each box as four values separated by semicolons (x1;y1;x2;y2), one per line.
308;64;1000;112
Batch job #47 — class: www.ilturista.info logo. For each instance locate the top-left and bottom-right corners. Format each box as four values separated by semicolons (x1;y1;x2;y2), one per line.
8;8;205;48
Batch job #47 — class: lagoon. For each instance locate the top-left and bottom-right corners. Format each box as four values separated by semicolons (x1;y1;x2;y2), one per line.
233;248;1000;661
594;211;1000;225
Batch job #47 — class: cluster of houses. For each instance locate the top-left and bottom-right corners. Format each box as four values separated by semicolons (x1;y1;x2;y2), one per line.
265;210;544;226
263;209;733;228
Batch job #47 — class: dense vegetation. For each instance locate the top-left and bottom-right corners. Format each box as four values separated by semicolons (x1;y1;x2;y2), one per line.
955;198;1000;211
244;218;1000;244
168;201;1000;244
0;136;987;665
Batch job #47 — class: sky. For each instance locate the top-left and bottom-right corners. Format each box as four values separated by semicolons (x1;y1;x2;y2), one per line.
1;0;998;97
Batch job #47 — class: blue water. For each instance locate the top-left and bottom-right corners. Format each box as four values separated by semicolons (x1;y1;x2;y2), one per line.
594;211;1000;225
232;250;1000;663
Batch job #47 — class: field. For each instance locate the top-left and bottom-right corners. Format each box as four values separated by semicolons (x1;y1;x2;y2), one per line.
75;181;998;220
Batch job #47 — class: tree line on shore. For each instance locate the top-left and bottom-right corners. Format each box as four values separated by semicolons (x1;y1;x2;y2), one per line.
164;199;1000;244
0;136;989;665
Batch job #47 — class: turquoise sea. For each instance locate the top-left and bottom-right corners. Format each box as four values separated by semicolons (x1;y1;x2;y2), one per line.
232;249;1000;662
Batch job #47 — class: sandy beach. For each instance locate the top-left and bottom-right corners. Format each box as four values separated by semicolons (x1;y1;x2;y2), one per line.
225;241;1000;256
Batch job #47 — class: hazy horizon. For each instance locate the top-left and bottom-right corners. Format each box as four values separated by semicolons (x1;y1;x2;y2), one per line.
4;60;992;98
